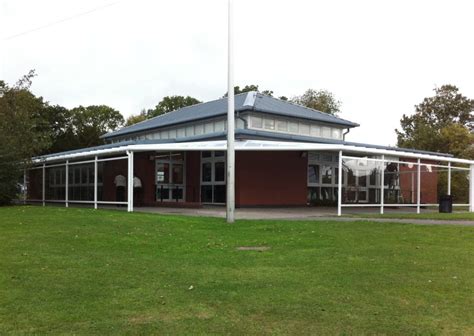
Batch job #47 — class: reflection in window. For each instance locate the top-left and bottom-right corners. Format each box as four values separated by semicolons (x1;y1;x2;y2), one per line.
214;162;225;182
299;123;310;135
308;165;320;184
202;162;212;182
251;116;263;128
288;122;298;133
276;120;288;132
321;166;332;184
263;118;275;130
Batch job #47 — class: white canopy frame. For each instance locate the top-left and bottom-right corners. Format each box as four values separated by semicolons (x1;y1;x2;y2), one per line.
26;140;474;215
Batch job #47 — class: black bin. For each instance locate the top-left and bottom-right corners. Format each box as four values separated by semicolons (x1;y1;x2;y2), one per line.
439;195;453;213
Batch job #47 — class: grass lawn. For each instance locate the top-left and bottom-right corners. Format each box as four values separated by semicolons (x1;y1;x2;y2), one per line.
347;211;474;221
1;207;474;335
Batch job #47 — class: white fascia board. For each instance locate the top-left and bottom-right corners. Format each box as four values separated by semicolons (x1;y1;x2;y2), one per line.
33;139;474;166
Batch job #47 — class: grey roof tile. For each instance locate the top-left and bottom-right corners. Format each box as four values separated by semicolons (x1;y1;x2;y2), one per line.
103;92;358;139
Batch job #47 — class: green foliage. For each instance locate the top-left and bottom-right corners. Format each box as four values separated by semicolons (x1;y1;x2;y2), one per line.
2;206;474;334
291;89;342;115
125;109;147;126
223;84;274;97
69;105;124;148
396;85;474;201
0;71;51;205
396;85;474;155
147;95;201;118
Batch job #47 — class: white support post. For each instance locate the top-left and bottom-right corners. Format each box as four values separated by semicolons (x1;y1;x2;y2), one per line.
65;160;69;208
42;163;45;207
469;164;474;212
380;155;385;214
23;169;27;204
226;0;235;224
127;151;134;212
417;158;421;214
337;150;342;216
447;162;451;196
94;156;98;210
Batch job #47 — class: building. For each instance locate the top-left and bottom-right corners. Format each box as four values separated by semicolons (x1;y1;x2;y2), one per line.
25;91;474;215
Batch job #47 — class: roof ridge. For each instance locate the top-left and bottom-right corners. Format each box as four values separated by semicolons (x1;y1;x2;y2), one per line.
256;92;358;126
106;91;251;137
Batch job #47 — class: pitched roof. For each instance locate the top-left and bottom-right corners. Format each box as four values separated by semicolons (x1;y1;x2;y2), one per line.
103;91;359;139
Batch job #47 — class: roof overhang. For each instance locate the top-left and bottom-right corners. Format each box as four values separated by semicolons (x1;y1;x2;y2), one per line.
33;140;474;165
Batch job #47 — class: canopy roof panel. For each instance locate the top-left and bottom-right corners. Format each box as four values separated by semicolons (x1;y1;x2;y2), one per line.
34;139;474;165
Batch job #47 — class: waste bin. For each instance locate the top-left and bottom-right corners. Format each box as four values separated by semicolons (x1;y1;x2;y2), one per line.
439;195;453;213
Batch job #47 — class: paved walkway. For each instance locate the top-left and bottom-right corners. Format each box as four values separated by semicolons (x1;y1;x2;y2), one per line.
133;206;474;226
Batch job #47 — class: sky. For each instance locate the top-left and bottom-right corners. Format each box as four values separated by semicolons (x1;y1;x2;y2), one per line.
1;0;473;146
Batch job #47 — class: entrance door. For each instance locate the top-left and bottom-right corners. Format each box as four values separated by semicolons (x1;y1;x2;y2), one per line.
200;151;226;204
155;152;185;202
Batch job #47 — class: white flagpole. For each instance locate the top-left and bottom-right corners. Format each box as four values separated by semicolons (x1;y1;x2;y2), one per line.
226;0;235;223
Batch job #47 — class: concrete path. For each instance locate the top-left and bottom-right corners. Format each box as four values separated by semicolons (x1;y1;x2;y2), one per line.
134;206;474;226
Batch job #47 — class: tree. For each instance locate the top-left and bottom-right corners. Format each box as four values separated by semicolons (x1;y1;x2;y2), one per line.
125;109;148;126
0;71;50;204
396;85;474;202
396;85;474;152
147;95;201;118
291;89;341;115
69;105;124;148
223;84;275;97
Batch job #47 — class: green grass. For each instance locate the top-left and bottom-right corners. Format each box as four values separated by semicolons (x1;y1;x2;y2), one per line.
1;206;474;335
347;211;474;221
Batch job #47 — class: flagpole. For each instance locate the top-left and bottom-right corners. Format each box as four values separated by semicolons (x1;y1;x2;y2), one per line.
226;0;235;223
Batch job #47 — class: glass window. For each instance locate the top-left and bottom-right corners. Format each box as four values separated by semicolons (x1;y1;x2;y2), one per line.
276;120;288;132
321;166;332;184
251;116;263;128
214;162;225;182
311;125;321;137
322;127;331;138
186;126;194;137
308;165;320;184
156;163;170;183
171;187;183;201
321;154;333;162
288;122;298;133
332;128;341;139
214;151;225;157
195;124;204;135
299;123;310;135
168;129;176;139
161;131;169;139
171;152;184;161
172;164;184;184
177;128;185;138
202;162;212;182
213;185;226;203
204;123;214;133
263;118;275;130
202;151;212;158
201;186;213;203
156;187;169;201
214;120;225;132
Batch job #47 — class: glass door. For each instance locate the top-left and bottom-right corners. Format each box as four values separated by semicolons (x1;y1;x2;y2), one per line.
201;151;226;204
156;152;185;202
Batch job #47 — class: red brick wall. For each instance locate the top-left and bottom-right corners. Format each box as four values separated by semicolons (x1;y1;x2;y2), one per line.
399;159;438;204
235;151;308;206
102;158;128;202
185;152;200;203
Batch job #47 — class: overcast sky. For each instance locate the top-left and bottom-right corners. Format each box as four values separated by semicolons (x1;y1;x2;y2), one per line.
1;0;473;146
